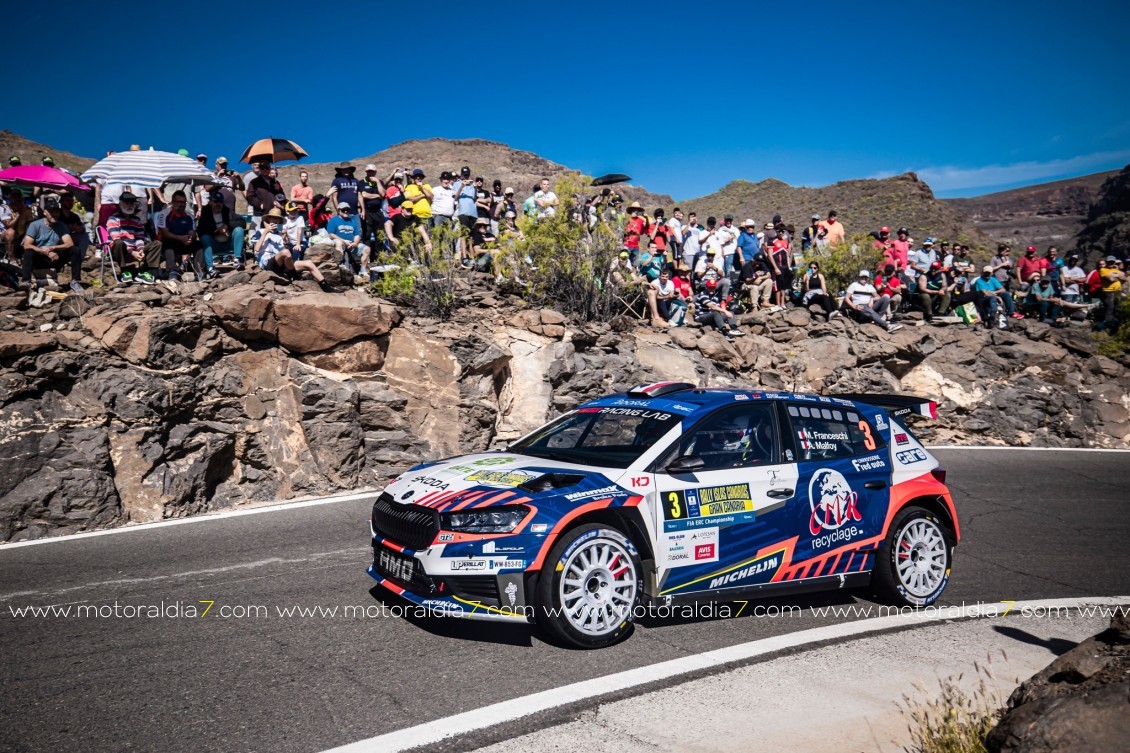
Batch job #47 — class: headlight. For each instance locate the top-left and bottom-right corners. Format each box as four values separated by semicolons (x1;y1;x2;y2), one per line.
441;505;529;533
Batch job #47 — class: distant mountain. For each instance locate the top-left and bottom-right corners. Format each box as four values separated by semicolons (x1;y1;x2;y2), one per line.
273;138;675;208
945;169;1119;250
0;130;96;174
1073;165;1130;260
679;172;984;245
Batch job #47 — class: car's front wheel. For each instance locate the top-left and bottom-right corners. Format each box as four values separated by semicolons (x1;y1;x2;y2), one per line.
872;506;953;607
537;523;642;648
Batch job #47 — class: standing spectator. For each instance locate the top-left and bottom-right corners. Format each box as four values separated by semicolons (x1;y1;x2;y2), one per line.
680;212;702;270
1098;256;1125;330
291;170;314;204
717;215;739;275
106;192;161;285
1044;246;1064;289
801;214;821;252
404;169;434;255
359;165;385;244
694;278;744;339
874;225;892;255
910;238;938;279
818;210;845;246
1015;245;1046;291
887;226;911;275
328;163;360;216
473;177;491;222
533;178;558;219
490;180;505;235
522;184;538;218
326;202;370;278
918;261;954;321
623;202;648;263
198;190;245;270
19;195;74;290
384;170;409;245
156;190;204;280
949;245;974;278
843;270;901;332
990;244;1015;291
430;172;456;228
667;208;684;261
650;209;669;256
1060;254;1086;304
800;260;835;316
246;162;282;227
769;233;792;309
453;167;478;230
736;219;760;275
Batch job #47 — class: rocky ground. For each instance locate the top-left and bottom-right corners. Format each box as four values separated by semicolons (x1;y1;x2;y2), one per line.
2;265;1128;542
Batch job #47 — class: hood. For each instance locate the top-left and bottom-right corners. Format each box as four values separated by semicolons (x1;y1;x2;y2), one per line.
385;452;620;512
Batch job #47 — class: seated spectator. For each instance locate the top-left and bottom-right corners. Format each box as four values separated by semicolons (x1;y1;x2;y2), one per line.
800;261;835;315
157;190;205;280
948;244;974;278
610;250;643;287
1024;273;1063;323
672;264;694;304
1097;257;1125;331
648;267;686;327
283;201;307;259
470;217;496;272
971;264;1018;324
1060;255;1086;304
694;278;744;339
739;251;775;311
842;270;901;332
3;191;33;262
19;194;75;290
326;202;370;278
917;261;954;321
1015;246;1045;292
60;196;91;293
253;208;333;292
198;190;246;269
874;264;906;313
106;191;161;285
638;240;664;282
694;248;731;299
308;194;333;232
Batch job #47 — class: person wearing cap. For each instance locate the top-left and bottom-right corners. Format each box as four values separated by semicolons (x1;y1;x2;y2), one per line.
326;201;370;279
291;170;314;205
917;261;954;321
198;189;245;270
972;263;1015;326
610;249;641;287
800;214;821;252
8;156;21;167
1015;245;1046;291
358;166;385;245
843;270;902;332
156;189;205;280
1097;256;1125;329
693;276;744;339
493;186;517;227
1022;271;1063;323
533;178;558;220
453;167;478;229
817;210;845;247
106;191;161;285
19;194;74;290
430;172;456;228
694;243;731;299
909;238;937;280
327;163;360;217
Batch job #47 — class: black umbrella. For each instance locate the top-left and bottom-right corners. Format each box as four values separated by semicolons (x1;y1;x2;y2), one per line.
591;173;631;186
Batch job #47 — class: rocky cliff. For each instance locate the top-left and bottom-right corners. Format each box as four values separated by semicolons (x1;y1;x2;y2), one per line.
2;276;1128;542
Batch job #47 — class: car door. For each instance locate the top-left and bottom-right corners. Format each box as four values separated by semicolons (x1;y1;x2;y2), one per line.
782;400;892;578
651;402;799;598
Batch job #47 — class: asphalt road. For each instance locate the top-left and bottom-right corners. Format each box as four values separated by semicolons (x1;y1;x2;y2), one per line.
1;449;1128;753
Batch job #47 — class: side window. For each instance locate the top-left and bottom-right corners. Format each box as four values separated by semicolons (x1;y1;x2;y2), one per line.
671;404;778;471
786;404;885;461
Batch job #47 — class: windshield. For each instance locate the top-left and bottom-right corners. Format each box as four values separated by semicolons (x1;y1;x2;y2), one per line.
510;406;679;468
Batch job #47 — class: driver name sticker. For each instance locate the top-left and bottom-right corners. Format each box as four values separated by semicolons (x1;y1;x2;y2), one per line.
464;469;538;487
663;483;757;531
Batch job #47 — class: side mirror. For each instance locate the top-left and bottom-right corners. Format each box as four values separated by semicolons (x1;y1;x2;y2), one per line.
666;456;705;474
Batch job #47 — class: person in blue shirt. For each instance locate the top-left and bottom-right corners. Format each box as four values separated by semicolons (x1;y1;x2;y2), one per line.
326;202;371;277
452;166;479;230
735;219;760;276
971;264;1017;324
328;163;360;214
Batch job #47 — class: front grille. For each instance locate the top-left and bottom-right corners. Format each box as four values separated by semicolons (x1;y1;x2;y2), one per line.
372;493;439;550
446;575;500;606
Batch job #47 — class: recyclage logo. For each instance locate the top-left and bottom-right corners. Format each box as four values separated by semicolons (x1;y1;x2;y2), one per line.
808;468;862;535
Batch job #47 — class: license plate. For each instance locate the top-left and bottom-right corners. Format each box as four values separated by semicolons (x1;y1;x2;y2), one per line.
377;547;416;583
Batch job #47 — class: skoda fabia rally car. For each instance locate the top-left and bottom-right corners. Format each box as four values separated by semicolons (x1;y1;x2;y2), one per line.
367;383;959;648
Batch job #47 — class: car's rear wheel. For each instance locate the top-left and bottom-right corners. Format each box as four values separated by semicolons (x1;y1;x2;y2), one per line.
872;506;953;607
537;523;641;648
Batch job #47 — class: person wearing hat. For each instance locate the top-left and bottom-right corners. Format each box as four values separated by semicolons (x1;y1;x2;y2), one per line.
693;243;731;300
327;162;360;217
326;200;370;280
18;193;75;291
843;270;902;333
623;202;648;264
8;155;21;167
155;189;205;280
736;218;760;274
817;210;845;247
252;207;334;292
493;186;517;225
106;191;162;285
917;261;954;322
1022;271;1063;323
357;165;385;245
198;189;245;270
1098;256;1125;329
469;217;497;272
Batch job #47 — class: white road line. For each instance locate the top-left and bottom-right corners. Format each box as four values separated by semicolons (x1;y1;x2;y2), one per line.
928;445;1130;452
0;490;379;551
319;596;1130;753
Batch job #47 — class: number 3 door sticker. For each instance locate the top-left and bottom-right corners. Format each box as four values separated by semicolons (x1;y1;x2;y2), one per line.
665;490;686;520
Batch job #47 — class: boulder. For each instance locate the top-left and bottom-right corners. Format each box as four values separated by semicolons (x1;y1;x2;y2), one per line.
696;332;743;371
300;335;389;373
208;286;278;343
273;290;400;353
0;331;56;359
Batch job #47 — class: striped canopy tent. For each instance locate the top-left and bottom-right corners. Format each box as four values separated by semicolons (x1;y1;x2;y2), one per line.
81;149;217;188
240;137;308;165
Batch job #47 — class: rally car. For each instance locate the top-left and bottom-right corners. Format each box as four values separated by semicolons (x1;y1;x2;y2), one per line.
367;382;958;648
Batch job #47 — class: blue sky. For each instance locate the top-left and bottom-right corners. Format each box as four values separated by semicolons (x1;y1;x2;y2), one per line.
8;1;1128;200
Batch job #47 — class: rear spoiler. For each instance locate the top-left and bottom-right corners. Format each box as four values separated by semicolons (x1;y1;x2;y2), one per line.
832;393;939;420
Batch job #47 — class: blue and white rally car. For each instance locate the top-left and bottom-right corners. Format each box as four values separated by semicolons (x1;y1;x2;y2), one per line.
367;382;959;648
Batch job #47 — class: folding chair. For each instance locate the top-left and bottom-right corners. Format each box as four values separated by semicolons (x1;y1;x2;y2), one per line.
97;226;120;284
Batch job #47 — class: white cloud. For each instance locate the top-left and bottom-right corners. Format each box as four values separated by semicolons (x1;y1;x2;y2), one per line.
913;150;1130;192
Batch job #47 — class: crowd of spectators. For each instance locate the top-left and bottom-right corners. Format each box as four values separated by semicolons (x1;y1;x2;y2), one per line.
1;151;1126;336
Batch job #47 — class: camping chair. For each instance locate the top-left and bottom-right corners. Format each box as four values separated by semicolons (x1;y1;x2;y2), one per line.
615;286;648;320
97;226;119;284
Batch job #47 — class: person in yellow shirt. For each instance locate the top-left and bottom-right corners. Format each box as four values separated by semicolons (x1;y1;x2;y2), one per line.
817;210;845;247
1098;256;1125;330
403;169;434;257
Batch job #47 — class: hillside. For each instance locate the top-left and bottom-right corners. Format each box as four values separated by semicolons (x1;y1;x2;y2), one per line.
945;169;1118;250
273;138;675;208
0;130;96;174
679;172;986;247
1073;165;1130;260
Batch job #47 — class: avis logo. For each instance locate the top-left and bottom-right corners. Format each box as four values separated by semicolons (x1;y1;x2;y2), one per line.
694;544;715;560
808;468;862;535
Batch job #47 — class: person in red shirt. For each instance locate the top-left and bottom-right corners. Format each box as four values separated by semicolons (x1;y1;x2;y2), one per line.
1015;245;1047;291
887;227;911;272
875;263;906;313
623;202;649;264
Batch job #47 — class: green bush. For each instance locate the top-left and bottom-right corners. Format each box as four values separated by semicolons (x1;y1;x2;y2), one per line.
805;233;887;297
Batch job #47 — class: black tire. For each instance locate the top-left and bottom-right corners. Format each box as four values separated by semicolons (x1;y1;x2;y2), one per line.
872;506;954;607
536;523;643;649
